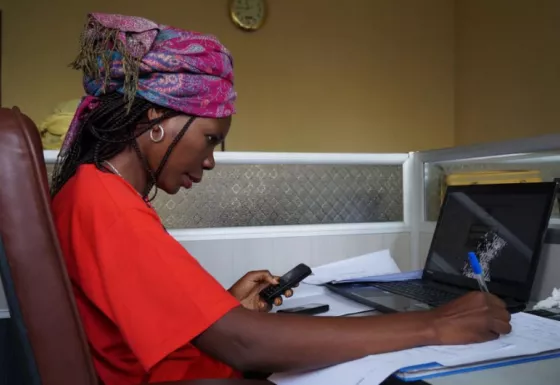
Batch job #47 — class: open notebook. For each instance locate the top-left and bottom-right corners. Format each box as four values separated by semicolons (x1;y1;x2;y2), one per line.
270;313;560;385
395;349;560;382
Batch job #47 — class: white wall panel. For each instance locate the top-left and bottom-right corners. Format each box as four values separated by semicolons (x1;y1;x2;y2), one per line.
180;232;411;288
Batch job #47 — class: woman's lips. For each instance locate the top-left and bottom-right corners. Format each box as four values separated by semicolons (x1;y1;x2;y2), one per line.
181;174;202;189
189;174;202;183
181;174;193;189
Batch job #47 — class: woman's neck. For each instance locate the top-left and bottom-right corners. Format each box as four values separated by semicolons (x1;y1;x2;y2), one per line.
106;149;150;195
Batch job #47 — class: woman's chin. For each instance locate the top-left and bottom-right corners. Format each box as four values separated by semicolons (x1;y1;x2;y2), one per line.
157;182;181;195
157;177;192;195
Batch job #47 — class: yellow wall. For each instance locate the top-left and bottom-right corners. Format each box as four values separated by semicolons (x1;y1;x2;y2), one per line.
454;0;560;146
1;0;455;153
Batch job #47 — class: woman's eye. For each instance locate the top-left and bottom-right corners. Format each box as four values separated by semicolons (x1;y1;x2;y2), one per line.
206;135;221;146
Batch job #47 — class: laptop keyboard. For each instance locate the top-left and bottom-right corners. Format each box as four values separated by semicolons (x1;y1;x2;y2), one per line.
371;280;462;307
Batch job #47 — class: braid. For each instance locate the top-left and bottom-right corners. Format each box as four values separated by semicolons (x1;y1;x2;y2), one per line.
50;92;180;199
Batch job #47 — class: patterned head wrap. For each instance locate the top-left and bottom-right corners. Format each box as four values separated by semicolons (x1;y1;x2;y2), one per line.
63;13;236;151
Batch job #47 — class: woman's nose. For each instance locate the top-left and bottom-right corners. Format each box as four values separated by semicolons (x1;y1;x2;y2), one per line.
203;153;215;170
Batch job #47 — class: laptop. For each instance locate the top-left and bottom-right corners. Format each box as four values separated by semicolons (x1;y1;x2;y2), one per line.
326;182;558;314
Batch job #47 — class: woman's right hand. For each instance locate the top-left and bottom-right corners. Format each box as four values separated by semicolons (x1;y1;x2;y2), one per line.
195;289;514;374
430;291;512;345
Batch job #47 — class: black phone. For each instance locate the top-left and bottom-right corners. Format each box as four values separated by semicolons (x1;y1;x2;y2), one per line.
277;303;330;315
259;263;312;305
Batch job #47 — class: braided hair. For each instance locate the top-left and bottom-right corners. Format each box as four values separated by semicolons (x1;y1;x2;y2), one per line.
50;92;187;200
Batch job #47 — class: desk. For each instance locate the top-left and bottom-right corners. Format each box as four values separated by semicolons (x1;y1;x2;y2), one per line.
350;310;560;385
425;358;560;385
277;286;560;385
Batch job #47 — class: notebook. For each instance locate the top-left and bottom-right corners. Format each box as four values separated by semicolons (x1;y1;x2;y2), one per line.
394;350;560;381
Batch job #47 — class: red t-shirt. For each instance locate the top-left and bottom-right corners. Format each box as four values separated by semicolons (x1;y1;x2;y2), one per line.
52;164;242;385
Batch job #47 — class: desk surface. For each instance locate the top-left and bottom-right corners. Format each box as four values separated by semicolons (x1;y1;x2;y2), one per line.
425;357;560;385
276;284;560;385
337;304;560;384
350;310;560;385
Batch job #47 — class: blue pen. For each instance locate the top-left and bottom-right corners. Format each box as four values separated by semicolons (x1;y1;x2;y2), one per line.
468;252;489;293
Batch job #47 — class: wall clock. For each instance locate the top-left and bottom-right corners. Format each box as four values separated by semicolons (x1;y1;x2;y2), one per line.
229;0;267;32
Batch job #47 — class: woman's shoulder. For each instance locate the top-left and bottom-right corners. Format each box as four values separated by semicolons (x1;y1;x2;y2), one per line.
52;164;154;222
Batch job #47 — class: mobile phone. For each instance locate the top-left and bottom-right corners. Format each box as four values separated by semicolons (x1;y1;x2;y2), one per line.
278;303;330;315
259;263;312;305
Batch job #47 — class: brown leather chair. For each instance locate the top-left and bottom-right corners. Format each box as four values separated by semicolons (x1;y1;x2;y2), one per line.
0;107;270;385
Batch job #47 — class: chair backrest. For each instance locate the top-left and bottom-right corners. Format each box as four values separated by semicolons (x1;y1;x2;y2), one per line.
0;107;98;385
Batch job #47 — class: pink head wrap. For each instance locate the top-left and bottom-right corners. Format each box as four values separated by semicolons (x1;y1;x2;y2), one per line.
63;13;236;151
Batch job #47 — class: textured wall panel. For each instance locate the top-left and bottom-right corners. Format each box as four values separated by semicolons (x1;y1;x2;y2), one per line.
46;163;403;228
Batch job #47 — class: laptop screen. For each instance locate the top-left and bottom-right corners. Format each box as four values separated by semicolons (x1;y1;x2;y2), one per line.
423;182;557;302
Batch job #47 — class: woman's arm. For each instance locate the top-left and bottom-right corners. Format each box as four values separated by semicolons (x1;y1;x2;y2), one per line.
193;291;511;373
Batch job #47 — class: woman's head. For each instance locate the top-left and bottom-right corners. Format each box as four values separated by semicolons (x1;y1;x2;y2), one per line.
50;13;236;198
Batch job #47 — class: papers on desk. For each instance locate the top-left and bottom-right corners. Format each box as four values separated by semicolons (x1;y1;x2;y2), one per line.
334;269;423;284
269;313;560;385
273;249;408;317
303;249;401;285
394;350;560;382
273;283;373;317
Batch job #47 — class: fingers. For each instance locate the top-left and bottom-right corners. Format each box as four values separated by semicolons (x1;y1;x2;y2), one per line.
492;317;512;335
258;300;273;312
465;291;507;310
266;274;280;286
490;307;512;335
483;293;507;309
493;306;511;322
284;289;293;298
476;331;500;343
245;270;279;285
274;297;283;306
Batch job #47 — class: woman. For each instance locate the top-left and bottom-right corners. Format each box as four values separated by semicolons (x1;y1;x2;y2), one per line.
51;13;512;385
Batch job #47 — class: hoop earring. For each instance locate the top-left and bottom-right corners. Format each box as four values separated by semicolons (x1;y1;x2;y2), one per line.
150;125;165;143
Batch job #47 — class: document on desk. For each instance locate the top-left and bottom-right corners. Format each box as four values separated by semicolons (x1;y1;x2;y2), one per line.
303;249;401;285
273;283;372;317
433;312;560;366
333;269;423;284
269;349;439;385
269;313;560;385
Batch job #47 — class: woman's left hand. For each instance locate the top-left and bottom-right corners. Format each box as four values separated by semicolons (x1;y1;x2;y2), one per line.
228;270;294;312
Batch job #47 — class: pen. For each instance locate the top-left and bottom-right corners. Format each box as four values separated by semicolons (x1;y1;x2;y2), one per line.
468;251;489;293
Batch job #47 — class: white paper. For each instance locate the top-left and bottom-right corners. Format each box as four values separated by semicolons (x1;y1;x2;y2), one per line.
274;284;373;317
269;312;560;385
533;288;560;310
407;312;560;368
334;269;423;284
303;249;401;285
284;283;327;299
270;349;439;385
410;312;560;368
269;357;380;385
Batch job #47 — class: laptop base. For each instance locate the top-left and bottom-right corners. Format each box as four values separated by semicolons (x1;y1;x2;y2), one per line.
326;281;526;314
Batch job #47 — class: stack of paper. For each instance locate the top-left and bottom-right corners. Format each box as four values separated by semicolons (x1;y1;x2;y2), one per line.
303;249;401;285
334;269;423;284
272;283;373;317
395;350;560;382
272;250;404;317
269;313;560;385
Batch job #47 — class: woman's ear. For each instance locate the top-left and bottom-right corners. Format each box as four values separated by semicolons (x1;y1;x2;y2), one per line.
147;108;165;121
